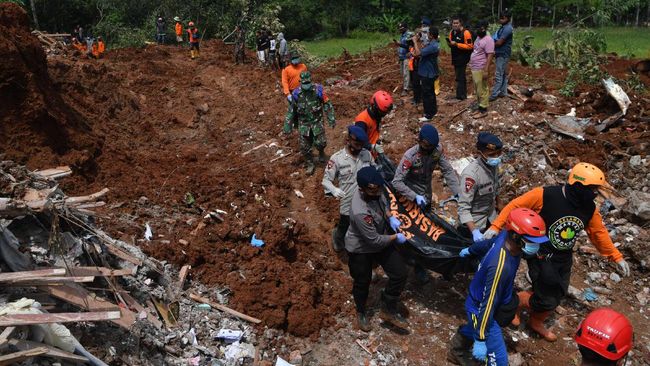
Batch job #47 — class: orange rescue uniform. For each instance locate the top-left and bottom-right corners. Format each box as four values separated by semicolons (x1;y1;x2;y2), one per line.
175;22;183;37
488;186;622;262
355;109;379;146
281;63;308;95
98;41;105;54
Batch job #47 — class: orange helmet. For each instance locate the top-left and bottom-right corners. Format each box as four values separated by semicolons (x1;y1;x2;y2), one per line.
505;208;548;243
371;90;393;114
575;308;633;361
568;162;607;187
188;21;195;27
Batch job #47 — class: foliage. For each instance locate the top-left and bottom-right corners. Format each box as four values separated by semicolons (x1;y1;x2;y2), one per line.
1;0;25;6
301;31;394;59
362;11;408;33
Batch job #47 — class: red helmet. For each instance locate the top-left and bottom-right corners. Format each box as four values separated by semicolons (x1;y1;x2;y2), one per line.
188;21;195;27
575;308;633;361
505;208;548;243
371;90;393;114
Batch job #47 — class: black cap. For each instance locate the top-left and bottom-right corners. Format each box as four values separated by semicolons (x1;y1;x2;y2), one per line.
476;132;503;151
357;167;385;188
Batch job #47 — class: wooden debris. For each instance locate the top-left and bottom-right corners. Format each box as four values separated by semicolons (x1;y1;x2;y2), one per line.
151;297;177;327
65;266;137;277
33;166;72;180
270;152;292;163
119;290;163;329
189;293;262;324
242;138;277;156
0;268;66;282
0;347;49;365
6;275;95;284
177;265;191;294
65;188;110;205
356;339;373;355
8;339;89;363
0;311;121;326
0;327;16;346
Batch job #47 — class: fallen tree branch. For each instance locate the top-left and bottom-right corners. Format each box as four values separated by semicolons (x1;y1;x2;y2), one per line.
189;293;261;324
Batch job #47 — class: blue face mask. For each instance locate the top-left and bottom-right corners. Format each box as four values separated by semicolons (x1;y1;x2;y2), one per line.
486;157;501;167
521;241;540;256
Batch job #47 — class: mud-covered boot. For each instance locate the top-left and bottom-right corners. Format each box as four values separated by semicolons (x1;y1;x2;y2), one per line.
511;290;532;327
331;228;344;252
379;291;409;330
317;148;328;164
304;154;315;175
447;328;474;365
528;310;558;342
356;311;371;332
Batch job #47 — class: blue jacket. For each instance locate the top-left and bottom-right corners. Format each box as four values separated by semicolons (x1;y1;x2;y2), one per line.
494;23;513;57
417;40;440;79
464;230;520;340
398;31;410;60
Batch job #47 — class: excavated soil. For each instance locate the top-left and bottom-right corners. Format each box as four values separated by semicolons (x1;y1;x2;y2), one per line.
2;4;649;362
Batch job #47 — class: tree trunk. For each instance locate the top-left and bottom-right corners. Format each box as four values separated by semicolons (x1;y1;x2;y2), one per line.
576;4;580;23
492;0;495;20
29;0;39;29
529;0;534;27
635;1;641;26
552;5;556;29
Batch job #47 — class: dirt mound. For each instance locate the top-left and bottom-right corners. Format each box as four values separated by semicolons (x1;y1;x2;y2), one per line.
0;3;101;169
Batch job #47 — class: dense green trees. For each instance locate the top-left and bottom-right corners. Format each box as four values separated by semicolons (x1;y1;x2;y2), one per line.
9;0;650;46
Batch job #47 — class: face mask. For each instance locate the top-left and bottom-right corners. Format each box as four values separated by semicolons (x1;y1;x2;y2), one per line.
363;193;381;201
291;59;300;65
521;240;540;256
348;143;362;156
477;30;487;37
485;157;501;167
301;83;312;91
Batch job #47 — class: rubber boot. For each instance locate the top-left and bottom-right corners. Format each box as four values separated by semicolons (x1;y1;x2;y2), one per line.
190;49;196;59
379;291;409;330
304;154;315;176
511;290;532;327
528;311;558;342
331;228;343;252
356;311;371;332
317;148;328;164
413;264;431;285
446;328;474;366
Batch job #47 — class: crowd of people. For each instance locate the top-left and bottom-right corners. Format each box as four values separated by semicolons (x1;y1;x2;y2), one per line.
272;11;634;366
71;25;105;58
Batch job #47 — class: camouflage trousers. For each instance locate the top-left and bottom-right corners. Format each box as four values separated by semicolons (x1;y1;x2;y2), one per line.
299;130;327;157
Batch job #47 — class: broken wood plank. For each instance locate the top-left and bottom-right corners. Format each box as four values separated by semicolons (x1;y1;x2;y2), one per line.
119;290;163;329
8;339;88;363
65;188;109;205
189;293;261;324
242;138;277;156
151;297;177;328
0;347;48;365
64;266;137;277
41;283;136;329
6;276;95;284
177;265;191;293
0;327;16;346
33;167;72;180
104;245;143;266
0;311;121;327
356;339;373;355
0;269;66;282
270;152;292;163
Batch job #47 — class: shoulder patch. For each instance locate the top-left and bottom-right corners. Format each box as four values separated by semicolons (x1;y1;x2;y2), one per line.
363;215;374;225
402;159;412;170
465;177;476;193
326;160;335;170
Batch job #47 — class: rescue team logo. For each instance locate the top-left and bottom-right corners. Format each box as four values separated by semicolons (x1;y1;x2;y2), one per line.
363;215;374;225
548;216;584;250
326;160;334;170
465;177;475;193
402;159;412;171
385;187;446;242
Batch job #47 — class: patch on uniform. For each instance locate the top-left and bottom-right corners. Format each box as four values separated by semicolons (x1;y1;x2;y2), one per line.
363;215;374;225
402;160;412;170
326;160;335;170
465;177;475;193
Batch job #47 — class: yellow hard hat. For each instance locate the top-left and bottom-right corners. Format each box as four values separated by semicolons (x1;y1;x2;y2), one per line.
568;162;607;187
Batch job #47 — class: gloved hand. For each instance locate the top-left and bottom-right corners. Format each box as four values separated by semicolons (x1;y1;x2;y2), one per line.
459;248;470;258
483;228;498;240
286;94;292;102
472;340;487;361
332;188;345;199
616;259;630;277
389;216;401;233
373;143;384;154
395;233;407;244
283;124;291;134
472;229;484;243
415;195;427;208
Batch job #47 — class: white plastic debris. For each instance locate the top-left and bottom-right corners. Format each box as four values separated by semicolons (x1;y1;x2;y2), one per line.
144;223;153;241
216;329;243;343
275;357;293;366
224;341;255;360
602;78;631;115
294;190;304;198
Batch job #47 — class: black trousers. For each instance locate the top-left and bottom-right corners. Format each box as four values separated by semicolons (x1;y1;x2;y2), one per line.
410;70;422;104
528;253;573;312
347;246;407;313
333;214;350;251
454;63;468;100
420;76;437;118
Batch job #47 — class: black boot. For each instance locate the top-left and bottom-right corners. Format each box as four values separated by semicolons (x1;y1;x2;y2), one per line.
356;311;371;332
304;154;315;175
317;148;328;164
379;291;409;330
447;327;474;365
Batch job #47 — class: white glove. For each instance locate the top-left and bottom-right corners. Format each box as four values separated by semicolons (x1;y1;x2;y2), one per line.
332;188;345;199
287;94;292;102
373;143;384;154
616;259;630;277
483;228;498;240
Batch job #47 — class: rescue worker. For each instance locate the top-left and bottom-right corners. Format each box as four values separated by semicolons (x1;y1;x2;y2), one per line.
281;51;308;97
490;9;514;101
394;22;413;96
277;33;288;68
446;16;473;101
97;36;105;57
283;71;336;175
255;30;267;66
448;208;548;366
187;22;200;59
345;166;409;331
392;124;460;284
322;126;374;252
233;25;245;64
575;308;633;366
156;17;166;45
354;90;394;158
91;41;99;58
408;44;422;106
469;20;494;118
174;17;183;45
483;163;631;342
457;132;503;242
411;27;440;122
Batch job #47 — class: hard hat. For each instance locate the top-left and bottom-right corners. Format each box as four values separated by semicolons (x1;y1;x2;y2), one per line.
173;16;181;22
567;162;607;187
188;21;195;27
158;17;163;21
371;90;393;113
505;208;548;243
575;308;633;361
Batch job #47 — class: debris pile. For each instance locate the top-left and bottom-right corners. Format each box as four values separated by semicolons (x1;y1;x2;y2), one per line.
31;30;70;55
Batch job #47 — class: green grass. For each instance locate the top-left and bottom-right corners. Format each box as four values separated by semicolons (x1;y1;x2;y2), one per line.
302;27;650;59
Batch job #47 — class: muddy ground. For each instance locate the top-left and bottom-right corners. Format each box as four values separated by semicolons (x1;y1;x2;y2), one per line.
1;3;649;364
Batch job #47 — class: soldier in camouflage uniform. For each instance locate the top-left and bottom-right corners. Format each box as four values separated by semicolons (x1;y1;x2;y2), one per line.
233;25;245;64
283;71;336;175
